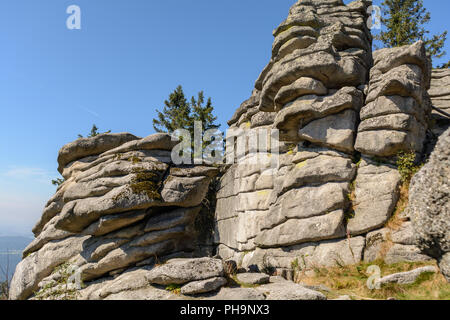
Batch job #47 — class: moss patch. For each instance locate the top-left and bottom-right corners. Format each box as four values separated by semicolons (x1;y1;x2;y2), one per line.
129;170;162;200
129;155;142;164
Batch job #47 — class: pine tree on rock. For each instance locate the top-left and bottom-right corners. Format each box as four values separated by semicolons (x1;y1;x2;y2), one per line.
191;91;221;159
152;86;221;158
153;86;220;134
191;91;219;132
376;0;448;60
153;85;193;133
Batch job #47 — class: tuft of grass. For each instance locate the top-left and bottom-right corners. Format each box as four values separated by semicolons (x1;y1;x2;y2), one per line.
295;260;449;300
386;182;409;231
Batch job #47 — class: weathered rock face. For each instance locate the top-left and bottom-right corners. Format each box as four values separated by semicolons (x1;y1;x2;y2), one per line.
355;41;431;157
429;68;450;136
217;0;373;273
408;128;450;281
10;133;218;300
216;0;435;278
10;0;447;300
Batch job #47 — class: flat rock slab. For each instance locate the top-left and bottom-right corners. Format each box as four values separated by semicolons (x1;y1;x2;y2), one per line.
269;276;289;283
376;266;437;285
236;273;270;285
146;258;224;285
104;286;186;300
347;160;402;235
208;287;265;300
332;295;352;300
299;283;331;292
255;282;326;300
181;277;227;295
385;244;432;264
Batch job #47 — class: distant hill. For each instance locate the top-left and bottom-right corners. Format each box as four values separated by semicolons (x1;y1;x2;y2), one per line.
0;236;33;282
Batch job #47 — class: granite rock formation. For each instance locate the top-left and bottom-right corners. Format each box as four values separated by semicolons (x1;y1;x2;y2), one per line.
10;133;219;300
215;0;435;278
10;0;449;300
429;68;450;136
408;128;450;281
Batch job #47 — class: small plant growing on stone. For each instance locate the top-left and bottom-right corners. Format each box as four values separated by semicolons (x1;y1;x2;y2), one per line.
291;258;300;271
34;263;83;300
51;178;65;187
396;150;422;183
78;124;111;139
165;284;181;294
114;169;162;203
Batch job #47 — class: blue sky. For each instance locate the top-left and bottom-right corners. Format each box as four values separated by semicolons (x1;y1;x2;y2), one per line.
0;0;449;236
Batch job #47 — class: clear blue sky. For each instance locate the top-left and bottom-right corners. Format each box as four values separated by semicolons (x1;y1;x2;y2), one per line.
0;0;448;236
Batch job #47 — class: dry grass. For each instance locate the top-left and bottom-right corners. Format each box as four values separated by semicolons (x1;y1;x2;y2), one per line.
386;182;410;231
295;260;450;300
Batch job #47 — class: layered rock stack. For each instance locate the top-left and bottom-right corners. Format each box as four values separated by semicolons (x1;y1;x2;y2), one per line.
429;68;450;135
216;0;374;273
347;42;432;239
355;41;432;157
10;133;218;300
10;0;448;300
215;0;434;276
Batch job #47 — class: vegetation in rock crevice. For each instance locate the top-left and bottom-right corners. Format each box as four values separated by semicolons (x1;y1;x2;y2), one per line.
165;284;182;295
113;168;163;203
129;170;162;200
396;150;422;184
34;262;83;300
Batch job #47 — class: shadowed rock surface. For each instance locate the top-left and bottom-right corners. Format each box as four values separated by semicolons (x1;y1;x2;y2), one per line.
408;128;450;281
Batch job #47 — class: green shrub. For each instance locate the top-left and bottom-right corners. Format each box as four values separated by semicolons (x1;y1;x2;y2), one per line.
396;151;422;183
